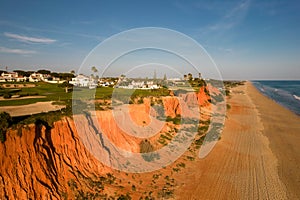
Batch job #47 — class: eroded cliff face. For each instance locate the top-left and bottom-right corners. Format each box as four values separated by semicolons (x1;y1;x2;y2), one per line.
163;85;214;118
0;88;216;199
0;118;112;199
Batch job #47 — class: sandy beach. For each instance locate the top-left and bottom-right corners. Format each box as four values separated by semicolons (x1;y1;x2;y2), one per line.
175;81;300;199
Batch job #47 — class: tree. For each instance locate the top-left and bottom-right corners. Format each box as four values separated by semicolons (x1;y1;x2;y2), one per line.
37;69;51;74
0;70;7;75
0;112;12;143
50;72;59;77
70;70;75;74
13;70;25;76
91;66;98;73
13;70;31;77
188;73;193;81
163;73;167;81
58;73;74;80
198;72;202;79
59;82;73;93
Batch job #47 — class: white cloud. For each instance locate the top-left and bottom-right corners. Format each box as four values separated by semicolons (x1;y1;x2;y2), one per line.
225;0;251;19
1;21;103;41
4;32;56;44
208;0;251;31
0;46;36;54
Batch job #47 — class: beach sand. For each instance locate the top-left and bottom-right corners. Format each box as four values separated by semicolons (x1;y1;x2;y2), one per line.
175;81;300;199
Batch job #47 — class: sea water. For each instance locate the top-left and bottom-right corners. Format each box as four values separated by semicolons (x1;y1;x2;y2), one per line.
252;81;300;115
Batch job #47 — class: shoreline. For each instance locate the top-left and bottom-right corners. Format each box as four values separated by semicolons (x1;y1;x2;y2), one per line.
175;81;300;199
250;80;300;116
247;81;300;199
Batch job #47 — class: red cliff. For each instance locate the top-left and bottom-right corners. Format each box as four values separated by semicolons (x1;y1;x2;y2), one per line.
0;87;215;199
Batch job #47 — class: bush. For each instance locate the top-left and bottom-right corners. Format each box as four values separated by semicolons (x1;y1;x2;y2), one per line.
3;93;11;99
137;98;144;104
225;89;230;96
166;115;181;125
140;139;154;153
227;104;231;110
140;139;160;162
131;185;136;191
117;194;132;200
0;112;12;142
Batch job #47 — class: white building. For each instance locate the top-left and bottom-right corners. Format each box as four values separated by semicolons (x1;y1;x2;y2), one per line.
0;72;26;82
115;79;161;90
29;72;51;82
69;75;97;88
69;75;89;87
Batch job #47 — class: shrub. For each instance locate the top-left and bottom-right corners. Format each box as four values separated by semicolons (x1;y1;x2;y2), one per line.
132;185;136;191
186;156;195;161
227;104;231;110
3;93;11;99
140;139;160;162
140;139;154;153
166;115;181;125
68;179;78;190
225;89;230;96
172;168;180;172
137;98;144;104
177;162;186;168
0;112;12;142
117;194;132;200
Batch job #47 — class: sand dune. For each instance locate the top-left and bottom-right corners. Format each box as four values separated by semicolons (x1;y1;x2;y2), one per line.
175;82;300;199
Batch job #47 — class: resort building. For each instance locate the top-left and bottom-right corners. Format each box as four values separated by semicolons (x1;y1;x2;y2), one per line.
115;79;161;89
0;72;26;82
69;74;97;88
28;72;52;82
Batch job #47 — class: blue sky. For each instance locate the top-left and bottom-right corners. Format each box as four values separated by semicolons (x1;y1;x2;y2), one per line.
0;0;299;79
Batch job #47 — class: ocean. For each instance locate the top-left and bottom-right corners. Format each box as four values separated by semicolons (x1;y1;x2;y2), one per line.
252;81;300;115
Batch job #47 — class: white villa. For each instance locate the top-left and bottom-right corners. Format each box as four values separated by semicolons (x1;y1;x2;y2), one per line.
0;72;26;82
29;73;64;83
69;75;97;88
98;78;115;87
0;71;64;83
116;79;160;89
28;73;48;82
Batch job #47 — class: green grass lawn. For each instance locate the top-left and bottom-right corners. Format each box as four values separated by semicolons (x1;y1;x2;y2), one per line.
0;82;170;106
0;98;50;106
0;82;73;106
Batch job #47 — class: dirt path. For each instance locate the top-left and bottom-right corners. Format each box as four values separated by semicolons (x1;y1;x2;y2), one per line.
175;82;292;199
